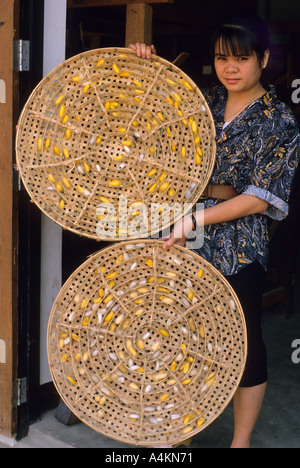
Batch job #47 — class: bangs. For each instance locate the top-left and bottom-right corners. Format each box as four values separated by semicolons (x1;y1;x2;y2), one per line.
214;28;255;57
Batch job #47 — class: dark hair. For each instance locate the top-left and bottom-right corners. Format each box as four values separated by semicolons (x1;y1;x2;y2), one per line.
212;13;270;64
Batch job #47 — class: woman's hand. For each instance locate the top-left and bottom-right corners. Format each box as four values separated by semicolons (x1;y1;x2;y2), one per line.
162;216;194;250
128;43;156;59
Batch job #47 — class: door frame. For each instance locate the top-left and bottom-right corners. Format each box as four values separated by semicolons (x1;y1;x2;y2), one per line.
16;0;45;440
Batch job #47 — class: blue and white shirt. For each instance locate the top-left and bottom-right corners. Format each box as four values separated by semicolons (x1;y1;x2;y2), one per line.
193;84;300;276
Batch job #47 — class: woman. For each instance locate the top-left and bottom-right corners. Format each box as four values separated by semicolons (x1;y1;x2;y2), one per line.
130;13;300;448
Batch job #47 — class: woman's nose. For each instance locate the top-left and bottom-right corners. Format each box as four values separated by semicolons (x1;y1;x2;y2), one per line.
225;60;239;73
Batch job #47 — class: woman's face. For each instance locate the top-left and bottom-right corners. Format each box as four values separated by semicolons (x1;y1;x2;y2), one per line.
214;39;269;94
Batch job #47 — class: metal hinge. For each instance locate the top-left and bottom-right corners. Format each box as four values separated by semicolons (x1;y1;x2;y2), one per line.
17;377;27;406
13;40;30;72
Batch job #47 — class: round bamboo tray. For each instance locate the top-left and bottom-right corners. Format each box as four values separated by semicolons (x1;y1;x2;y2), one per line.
47;240;247;447
16;48;216;241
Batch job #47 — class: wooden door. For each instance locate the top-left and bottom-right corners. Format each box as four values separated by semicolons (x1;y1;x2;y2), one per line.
0;0;19;439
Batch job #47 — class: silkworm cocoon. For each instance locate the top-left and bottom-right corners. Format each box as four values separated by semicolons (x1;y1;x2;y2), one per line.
152;372;167;382
53;146;60;155
109;179;122;187
184;414;191;425
83;83;91;93
82;317;90;327
115;314;124;325
109;352;118;361
59;105;66;118
148;183;157;193
191;120;198;134
151;341;160;352
173;92;182;103
197;417;205;428
199;324;205;338
137;338;145;350
160;296;174;305
37;137;43;151
183;80;193;91
170;360;176;372
167;379;176;386
104;311;114;322
196;146;203;156
159;182;170;193
147;168;157;177
55;95;64;106
61;115;69;125
197;269;204;278
144;385;152;394
67;376;76;385
45;138;51;150
129;382;139;390
55;182;63;193
72;75;82;82
165;78;176;86
205;371;216;382
182;426;193;435
181;378;192;385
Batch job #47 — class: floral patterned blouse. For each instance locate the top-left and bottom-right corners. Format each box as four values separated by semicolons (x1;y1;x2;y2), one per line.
192;84;300;276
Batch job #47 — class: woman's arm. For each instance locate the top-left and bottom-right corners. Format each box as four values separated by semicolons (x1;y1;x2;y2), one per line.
163;194;269;249
200;193;269;226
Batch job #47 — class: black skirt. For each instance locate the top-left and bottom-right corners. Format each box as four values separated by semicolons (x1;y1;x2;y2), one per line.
225;261;268;388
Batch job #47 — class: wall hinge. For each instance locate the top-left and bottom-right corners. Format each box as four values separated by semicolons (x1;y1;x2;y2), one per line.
17;377;27;406
13;40;30;72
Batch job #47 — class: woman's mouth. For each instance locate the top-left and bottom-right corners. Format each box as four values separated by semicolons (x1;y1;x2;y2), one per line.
225;78;241;85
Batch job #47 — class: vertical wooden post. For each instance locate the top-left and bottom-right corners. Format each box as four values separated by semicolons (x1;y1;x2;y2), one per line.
125;3;153;46
0;0;18;439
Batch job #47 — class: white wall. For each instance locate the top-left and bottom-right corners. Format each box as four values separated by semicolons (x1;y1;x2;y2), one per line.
40;0;67;385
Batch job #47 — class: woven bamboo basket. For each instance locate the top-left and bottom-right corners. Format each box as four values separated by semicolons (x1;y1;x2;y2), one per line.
47;240;247;447
16;48;216;241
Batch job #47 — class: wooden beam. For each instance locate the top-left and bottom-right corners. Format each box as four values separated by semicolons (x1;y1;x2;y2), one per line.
68;0;173;7
0;0;18;439
126;3;153;46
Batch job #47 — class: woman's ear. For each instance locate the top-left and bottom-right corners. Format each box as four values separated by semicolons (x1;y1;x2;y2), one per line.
262;49;270;69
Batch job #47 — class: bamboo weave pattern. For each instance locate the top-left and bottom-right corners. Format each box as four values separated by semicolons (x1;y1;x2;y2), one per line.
47;240;247;447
